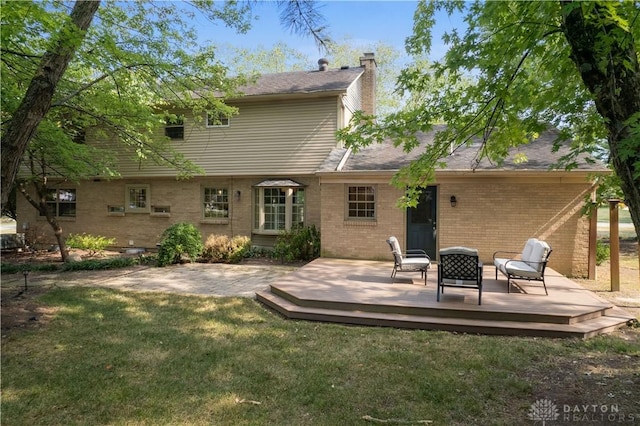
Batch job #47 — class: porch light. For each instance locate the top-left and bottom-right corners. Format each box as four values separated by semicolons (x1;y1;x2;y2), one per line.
235;190;241;201
450;195;457;207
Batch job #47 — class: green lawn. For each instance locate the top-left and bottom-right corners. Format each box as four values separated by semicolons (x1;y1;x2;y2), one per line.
598;206;634;224
2;287;639;425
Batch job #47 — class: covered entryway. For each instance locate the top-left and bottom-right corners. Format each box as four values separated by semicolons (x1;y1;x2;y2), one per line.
406;186;437;259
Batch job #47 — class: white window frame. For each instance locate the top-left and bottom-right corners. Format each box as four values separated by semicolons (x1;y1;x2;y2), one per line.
203;187;229;220
125;185;150;213
206;111;230;128
346;185;376;220
253;187;305;234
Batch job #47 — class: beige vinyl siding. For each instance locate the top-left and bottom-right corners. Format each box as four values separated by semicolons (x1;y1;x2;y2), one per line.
101;97;339;177
341;79;362;128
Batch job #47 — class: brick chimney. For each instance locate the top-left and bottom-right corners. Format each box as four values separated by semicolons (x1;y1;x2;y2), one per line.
359;52;377;116
318;58;329;71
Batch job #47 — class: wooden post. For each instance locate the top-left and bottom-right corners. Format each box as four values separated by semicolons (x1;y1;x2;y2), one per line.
588;202;598;279
609;199;620;291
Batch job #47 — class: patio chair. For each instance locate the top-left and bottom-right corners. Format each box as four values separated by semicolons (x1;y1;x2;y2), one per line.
437;247;483;305
493;238;552;295
386;236;431;285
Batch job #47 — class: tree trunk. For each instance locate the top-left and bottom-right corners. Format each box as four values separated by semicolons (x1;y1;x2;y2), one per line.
18;182;70;263
1;0;100;210
561;1;640;253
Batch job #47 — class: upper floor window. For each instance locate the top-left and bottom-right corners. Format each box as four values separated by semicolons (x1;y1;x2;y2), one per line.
164;115;184;140
253;180;305;233
41;188;76;217
206;111;230;127
347;185;375;220
126;185;150;213
203;187;229;219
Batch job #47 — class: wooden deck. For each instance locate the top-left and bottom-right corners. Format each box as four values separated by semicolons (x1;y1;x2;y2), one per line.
256;258;635;338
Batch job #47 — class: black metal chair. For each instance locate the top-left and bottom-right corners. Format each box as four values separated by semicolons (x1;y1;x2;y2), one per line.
437;247;483;305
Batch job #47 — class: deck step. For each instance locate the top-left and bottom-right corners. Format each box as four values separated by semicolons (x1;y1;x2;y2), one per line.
256;290;633;339
269;284;612;325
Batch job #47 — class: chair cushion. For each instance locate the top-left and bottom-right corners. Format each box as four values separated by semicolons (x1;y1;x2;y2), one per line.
499;260;541;278
493;257;510;269
439;246;478;257
526;240;550;272
388;236;402;254
400;257;430;268
521;238;538;262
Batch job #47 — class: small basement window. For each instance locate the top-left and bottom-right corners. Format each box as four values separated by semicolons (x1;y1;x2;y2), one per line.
108;205;125;216
151;206;171;217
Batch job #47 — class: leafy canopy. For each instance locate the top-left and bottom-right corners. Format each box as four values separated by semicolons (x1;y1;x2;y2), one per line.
339;0;639;214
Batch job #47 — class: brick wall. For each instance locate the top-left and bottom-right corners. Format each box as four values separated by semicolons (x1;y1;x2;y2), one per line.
17;173;594;277
320;176;595;278
359;53;377;116
16;176;321;250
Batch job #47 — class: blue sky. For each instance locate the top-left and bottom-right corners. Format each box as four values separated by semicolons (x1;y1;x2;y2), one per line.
199;1;460;65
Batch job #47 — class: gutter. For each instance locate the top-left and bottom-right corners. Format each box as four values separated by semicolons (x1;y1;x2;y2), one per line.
336;147;352;172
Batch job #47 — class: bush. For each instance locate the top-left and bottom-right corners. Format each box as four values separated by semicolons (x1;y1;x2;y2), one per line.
1;263;60;274
596;240;610;265
61;257;139;271
202;234;251;263
66;233;116;257
273;224;320;263
157;223;204;267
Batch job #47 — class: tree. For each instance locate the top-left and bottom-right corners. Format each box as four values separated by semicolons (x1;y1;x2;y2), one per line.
325;38;405;117
1;0;331;260
339;0;640;245
1;0;100;209
219;38;406;117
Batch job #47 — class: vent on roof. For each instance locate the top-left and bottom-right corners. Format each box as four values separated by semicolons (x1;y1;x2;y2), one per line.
340;65;349;70
318;58;329;71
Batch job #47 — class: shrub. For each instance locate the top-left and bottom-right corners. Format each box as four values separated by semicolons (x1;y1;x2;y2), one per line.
595;240;610;265
157;223;203;267
202;234;251;263
1;263;60;274
61;257;138;271
273;224;320;263
66;233;116;257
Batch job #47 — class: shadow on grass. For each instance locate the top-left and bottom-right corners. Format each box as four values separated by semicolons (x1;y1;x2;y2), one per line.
2;287;639;425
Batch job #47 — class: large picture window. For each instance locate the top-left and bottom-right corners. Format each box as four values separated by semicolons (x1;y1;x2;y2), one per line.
347;186;375;219
126;185;150;213
203;187;229;219
253;181;305;233
41;188;76;217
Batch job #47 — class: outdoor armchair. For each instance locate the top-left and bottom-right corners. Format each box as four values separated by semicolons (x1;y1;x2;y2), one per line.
437;246;483;305
493;238;552;295
386;236;431;285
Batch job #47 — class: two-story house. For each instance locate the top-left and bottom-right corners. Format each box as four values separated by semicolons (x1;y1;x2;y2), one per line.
16;53;608;277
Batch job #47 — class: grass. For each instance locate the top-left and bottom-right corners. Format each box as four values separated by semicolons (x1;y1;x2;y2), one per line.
2;287;639;425
598;207;634;224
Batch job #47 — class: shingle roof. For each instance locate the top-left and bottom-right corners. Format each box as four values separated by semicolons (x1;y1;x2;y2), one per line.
319;125;608;173
236;67;364;97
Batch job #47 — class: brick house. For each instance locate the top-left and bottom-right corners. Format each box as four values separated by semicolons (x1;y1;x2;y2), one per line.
16;53;607;277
